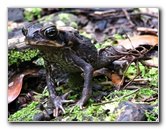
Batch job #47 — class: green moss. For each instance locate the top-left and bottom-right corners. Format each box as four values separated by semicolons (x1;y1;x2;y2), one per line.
106;90;135;102
56;20;65;27
59;13;70;21
125;62;158;88
114;33;123;40
103;102;119;121
95;38;117;49
145;106;158;121
80;31;93;39
138;88;157;97
8;49;39;66
70;22;78;29
63;104;107;121
8;101;41;121
24;8;42;21
56;13;78;27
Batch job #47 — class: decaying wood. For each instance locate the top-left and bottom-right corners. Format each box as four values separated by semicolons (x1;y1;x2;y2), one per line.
8;36;29;50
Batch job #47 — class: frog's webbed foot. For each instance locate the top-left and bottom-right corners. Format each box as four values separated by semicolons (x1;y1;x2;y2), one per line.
51;90;74;117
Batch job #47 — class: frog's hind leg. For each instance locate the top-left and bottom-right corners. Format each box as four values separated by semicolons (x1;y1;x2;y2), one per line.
44;60;74;118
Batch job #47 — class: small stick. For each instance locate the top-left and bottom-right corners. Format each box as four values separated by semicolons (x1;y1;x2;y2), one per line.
93;88;140;106
140;61;158;68
122;8;135;26
137;27;158;33
118;56;135;87
123;60;140;90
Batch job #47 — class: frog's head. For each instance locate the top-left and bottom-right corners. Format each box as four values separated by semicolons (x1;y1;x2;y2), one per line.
23;24;65;47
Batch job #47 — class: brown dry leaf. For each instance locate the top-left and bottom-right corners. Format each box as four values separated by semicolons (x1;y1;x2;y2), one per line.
111;73;122;86
93;68;123;89
94;29;106;42
8;70;38;104
118;35;158;49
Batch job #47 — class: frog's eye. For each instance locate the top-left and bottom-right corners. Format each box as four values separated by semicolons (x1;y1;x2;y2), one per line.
44;26;58;39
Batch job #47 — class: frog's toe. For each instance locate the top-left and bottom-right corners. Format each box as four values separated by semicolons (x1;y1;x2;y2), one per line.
61;90;73;100
51;90;75;117
69;100;84;113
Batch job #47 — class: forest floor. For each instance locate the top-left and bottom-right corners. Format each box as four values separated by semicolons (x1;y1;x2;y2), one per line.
8;8;159;122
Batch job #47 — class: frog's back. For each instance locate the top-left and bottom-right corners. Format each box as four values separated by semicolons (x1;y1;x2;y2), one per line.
71;35;98;67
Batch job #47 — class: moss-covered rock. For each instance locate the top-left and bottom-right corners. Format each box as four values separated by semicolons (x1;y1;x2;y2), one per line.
8;101;41;121
55;13;78;29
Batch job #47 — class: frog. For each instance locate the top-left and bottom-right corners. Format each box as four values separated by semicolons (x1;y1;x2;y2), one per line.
22;24;127;117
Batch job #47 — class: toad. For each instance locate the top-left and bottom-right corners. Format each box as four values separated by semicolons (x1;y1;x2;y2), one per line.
23;24;127;117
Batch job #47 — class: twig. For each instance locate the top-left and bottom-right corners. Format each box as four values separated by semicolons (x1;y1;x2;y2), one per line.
92;8;134;17
94;12;158;20
123;60;141;90
93;9;117;16
122;71;140;90
137;27;158;33
140;61;158;68
144;97;157;102
100;81;113;86
121;27;135;50
93;88;141;106
122;8;135;26
117;56;135;87
125;78;150;82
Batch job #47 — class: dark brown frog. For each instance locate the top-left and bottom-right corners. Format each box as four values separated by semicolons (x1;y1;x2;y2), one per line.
23;24;127;117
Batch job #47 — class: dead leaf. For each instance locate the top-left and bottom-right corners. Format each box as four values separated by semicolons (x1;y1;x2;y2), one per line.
93;68;123;90
111;73;122;86
94;29;106;42
118;35;158;49
8;70;38;104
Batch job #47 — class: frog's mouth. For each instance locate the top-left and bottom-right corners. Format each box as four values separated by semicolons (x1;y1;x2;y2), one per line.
25;37;65;48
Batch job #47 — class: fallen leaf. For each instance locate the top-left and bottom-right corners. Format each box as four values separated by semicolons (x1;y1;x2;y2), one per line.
94;29;106;42
118;35;158;49
93;68;123;90
111;73;122;86
8;70;38;104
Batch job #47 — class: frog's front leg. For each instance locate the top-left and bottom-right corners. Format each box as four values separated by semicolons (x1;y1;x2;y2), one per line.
68;53;94;109
45;61;74;117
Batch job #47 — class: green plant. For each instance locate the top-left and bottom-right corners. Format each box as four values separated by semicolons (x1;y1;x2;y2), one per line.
59;13;70;22
125;62;158;88
80;31;93;39
114;33;123;40
24;8;42;21
70;22;78;29
138;88;157;97
8;101;41;121
56;20;65;27
63;104;107;121
145;106;158;121
56;13;78;27
8;49;39;66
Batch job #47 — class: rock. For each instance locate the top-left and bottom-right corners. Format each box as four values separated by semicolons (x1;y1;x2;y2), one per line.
8;8;25;22
114;101;155;121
